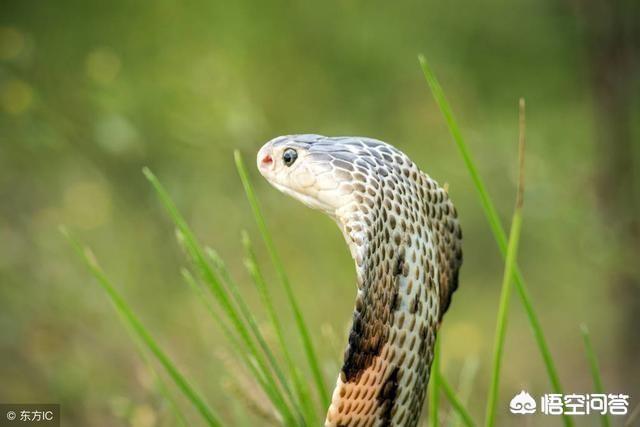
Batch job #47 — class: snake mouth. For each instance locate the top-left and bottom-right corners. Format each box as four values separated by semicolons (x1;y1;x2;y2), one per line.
261;153;273;167
256;146;277;174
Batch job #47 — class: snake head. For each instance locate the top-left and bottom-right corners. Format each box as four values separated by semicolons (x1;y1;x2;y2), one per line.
257;134;356;217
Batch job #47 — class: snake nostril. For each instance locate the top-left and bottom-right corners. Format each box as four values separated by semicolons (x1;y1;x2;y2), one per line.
261;154;273;166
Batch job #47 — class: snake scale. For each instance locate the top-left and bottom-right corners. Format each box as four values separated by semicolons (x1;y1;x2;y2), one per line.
257;134;463;427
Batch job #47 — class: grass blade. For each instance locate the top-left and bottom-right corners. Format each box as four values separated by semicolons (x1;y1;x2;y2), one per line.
484;208;522;427
485;99;527;427
181;268;246;366
144;169;298;426
95;271;191;427
580;324;611;427
135;341;191;427
206;248;310;425
418;54;572;427
234;151;330;409
243;232;318;424
447;358;479;427
182;268;286;424
440;374;476;427
61;227;222;427
116;301;192;427
429;338;441;427
205;247;302;420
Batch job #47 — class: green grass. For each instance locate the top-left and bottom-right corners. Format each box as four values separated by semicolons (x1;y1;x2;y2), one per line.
145;168;301;426
180;267;289;424
419;54;574;427
234;151;330;410
61;227;222;427
446;358;479;427
440;374;476;427
65;164;324;426
429;338;441;427
580;324;611;427
205;246;302;420
484;99;526;427
242;231;318;424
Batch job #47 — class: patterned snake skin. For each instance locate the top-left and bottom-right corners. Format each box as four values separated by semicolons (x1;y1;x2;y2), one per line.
257;135;463;427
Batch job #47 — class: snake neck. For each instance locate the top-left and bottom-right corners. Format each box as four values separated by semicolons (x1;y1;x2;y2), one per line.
325;171;461;427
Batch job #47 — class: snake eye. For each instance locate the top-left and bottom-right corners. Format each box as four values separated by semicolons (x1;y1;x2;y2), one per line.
282;148;298;167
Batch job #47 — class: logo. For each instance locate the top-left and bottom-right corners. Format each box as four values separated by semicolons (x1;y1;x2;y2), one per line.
508;391;631;416
510;390;537;414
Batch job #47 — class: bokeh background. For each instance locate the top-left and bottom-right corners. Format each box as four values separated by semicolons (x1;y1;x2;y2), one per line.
1;1;638;426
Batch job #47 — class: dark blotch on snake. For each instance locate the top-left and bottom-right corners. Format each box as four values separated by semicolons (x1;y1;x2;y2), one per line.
378;366;400;425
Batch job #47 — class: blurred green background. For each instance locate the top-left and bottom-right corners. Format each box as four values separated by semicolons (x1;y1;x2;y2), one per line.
1;0;638;426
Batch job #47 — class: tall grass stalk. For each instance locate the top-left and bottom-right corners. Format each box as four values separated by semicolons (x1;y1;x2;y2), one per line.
180;268;249;370
243;232;318;424
181;267;286;423
580;324;611;427
136;346;191;427
61;227;222;427
418;54;573;427
429;338;441;427
234;151;330;408
484;99;526;427
205;247;302;420
447;358;479;427
103;269;191;427
439;374;476;427
144;169;299;425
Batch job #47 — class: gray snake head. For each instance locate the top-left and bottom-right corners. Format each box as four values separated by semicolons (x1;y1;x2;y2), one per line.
257;134;374;217
257;134;463;427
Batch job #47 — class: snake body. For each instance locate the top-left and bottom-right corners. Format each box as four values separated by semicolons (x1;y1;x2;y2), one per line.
257;134;463;427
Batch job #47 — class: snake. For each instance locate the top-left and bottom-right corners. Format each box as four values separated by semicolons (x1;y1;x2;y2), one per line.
257;134;463;427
